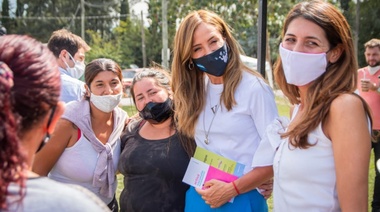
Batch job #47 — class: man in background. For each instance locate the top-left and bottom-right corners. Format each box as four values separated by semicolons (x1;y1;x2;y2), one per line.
358;38;380;212
47;29;90;103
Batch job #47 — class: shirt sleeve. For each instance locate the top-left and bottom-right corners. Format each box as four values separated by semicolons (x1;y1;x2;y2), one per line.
247;79;280;168
251;116;290;168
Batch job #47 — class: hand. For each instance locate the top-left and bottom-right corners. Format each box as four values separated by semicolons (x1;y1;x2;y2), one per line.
257;178;273;199
196;179;236;208
361;79;374;92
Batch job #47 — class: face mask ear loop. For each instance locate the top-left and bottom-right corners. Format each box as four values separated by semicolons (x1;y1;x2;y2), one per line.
226;42;230;52
66;50;75;61
36;106;56;153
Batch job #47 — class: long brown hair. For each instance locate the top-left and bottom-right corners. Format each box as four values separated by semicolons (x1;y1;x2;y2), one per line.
0;35;60;209
171;9;262;138
274;0;372;148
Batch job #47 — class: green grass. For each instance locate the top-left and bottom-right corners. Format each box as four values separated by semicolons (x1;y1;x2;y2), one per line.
117;95;376;211
121;105;138;117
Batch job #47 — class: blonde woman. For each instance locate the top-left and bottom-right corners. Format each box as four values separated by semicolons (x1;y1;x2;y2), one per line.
171;10;278;211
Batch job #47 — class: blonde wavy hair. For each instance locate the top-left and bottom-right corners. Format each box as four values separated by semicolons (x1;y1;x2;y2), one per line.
171;10;262;138
274;0;372;148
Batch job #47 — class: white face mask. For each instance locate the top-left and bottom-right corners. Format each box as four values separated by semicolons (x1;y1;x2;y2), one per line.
368;65;380;75
90;93;122;113
279;44;328;86
63;52;85;79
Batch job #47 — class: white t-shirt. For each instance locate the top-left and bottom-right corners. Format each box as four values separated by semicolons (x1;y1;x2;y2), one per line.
194;71;278;174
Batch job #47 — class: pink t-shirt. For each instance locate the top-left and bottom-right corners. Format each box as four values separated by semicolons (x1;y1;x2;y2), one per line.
358;67;380;130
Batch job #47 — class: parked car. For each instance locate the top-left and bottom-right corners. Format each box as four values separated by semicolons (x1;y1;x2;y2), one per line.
122;68;145;96
240;55;274;88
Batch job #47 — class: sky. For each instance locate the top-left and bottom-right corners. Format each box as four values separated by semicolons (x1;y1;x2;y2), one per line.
130;0;149;16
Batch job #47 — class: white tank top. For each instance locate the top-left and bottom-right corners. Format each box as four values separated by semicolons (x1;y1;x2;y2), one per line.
49;130;120;204
273;105;340;211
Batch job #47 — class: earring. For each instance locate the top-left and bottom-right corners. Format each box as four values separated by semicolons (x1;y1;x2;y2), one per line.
188;60;194;70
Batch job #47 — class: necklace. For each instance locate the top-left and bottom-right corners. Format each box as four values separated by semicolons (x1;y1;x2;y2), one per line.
203;86;219;145
203;105;219;145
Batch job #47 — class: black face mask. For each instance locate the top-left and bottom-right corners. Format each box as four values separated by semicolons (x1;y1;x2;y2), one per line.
193;42;229;77
139;98;173;124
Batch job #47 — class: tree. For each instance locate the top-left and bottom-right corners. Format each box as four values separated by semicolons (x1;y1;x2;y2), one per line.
1;0;14;33
85;29;123;65
356;0;380;67
3;0;378;71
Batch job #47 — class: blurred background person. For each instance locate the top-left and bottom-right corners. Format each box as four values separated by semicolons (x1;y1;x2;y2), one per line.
0;34;109;211
47;29;91;103
33;58;127;212
357;38;380;212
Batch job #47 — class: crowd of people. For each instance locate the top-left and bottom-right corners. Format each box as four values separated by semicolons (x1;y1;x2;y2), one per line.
1;0;379;212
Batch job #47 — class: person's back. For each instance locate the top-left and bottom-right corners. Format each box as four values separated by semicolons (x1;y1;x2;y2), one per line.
6;177;109;212
0;35;108;211
47;29;90;103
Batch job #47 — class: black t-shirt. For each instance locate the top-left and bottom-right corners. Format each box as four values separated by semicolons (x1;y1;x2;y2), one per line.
118;123;190;212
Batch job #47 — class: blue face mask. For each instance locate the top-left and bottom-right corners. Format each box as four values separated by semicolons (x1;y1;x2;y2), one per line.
193;43;229;77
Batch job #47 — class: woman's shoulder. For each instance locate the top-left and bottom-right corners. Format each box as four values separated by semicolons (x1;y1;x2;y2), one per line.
8;177;109;211
238;70;273;97
330;93;365;111
329;93;368;121
241;70;268;88
121;118;143;148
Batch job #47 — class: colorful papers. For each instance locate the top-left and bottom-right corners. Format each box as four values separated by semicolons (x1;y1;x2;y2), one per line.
194;146;245;177
182;147;245;191
182;157;238;189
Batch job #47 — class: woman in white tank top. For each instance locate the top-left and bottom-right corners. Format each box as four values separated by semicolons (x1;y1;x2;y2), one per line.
33;58;128;212
271;1;372;211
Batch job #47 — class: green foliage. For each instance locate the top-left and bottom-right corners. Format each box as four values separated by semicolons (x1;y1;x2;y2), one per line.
356;0;380;67
1;0;379;72
85;29;123;66
1;0;11;30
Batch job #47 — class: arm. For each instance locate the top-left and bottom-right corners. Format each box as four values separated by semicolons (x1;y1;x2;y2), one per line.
32;119;75;176
325;94;371;211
